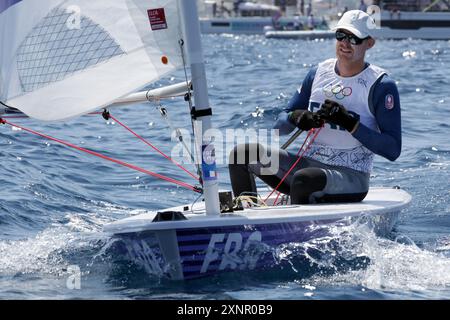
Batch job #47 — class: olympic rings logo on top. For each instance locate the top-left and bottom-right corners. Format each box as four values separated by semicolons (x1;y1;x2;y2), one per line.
323;84;352;100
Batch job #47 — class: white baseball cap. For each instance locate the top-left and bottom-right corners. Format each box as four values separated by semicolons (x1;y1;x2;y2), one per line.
332;10;376;39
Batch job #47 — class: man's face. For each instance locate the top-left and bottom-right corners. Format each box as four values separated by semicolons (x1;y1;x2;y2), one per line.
335;29;374;63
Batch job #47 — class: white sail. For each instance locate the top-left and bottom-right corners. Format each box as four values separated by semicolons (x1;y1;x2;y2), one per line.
0;0;184;121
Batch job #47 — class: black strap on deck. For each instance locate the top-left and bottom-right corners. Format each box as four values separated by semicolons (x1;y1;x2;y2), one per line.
190;107;212;120
102;109;111;120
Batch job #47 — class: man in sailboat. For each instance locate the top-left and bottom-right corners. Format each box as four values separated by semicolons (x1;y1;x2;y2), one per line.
229;10;402;204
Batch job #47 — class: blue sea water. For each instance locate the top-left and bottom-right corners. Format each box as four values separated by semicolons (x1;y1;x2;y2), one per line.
0;35;449;300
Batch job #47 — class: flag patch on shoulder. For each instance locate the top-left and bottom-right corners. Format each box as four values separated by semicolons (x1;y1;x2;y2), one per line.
385;94;394;110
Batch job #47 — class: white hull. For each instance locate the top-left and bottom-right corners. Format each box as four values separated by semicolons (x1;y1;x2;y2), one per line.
371;27;450;40
200;17;321;35
265;30;335;40
104;187;411;280
374;11;450;40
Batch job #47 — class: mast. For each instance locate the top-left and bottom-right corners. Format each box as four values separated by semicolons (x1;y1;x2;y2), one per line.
179;0;220;216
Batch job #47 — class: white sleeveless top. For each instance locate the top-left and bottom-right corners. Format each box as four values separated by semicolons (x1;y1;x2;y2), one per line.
304;58;387;173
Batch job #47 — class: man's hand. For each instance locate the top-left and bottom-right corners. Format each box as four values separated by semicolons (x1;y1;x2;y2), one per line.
317;99;359;133
288;110;324;131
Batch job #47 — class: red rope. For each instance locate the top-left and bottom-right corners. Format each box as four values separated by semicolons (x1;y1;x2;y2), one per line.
108;114;199;181
1;119;201;193
1;116;29;119
265;127;323;203
273;191;281;206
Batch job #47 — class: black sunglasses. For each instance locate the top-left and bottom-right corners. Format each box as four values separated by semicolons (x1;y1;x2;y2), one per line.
335;31;369;45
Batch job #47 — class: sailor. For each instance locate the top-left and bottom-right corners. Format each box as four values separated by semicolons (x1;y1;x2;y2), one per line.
229;10;402;204
233;0;243;17
359;0;368;13
307;13;314;30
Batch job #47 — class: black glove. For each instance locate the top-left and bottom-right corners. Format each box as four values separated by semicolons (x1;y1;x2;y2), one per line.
288;110;324;131
317;99;359;132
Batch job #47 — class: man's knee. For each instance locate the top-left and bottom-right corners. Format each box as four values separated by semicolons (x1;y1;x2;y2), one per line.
290;168;369;204
292;168;327;189
290;168;327;204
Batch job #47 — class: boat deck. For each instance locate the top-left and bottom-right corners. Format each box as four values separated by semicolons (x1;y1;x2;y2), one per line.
104;187;411;234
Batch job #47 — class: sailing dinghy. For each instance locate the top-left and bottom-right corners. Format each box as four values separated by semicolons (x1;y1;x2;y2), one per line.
0;0;411;280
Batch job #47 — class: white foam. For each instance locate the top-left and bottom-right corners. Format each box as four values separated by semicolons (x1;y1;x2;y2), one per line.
300;223;450;292
0;204;126;276
0;226;77;275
